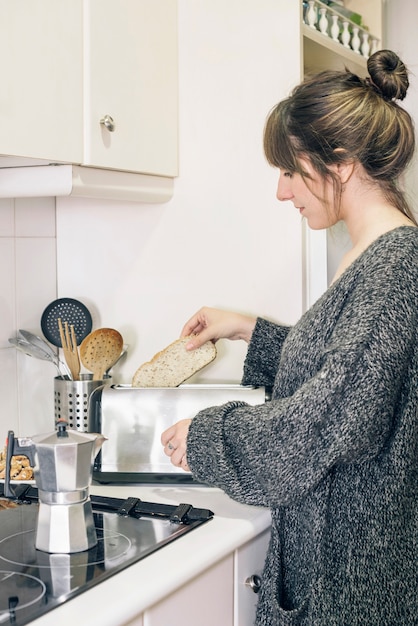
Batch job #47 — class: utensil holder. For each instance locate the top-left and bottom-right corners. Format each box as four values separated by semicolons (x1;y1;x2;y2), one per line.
54;374;112;432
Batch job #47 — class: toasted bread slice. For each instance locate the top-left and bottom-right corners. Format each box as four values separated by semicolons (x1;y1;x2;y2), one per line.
132;336;217;387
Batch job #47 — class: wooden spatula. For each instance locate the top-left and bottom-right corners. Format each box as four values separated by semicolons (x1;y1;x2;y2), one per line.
79;328;123;381
58;318;80;380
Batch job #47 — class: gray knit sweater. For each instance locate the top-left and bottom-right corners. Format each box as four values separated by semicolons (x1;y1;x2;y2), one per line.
187;226;418;626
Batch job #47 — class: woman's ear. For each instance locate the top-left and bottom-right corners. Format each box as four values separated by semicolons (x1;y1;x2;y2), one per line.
331;148;356;184
335;161;355;185
330;149;355;185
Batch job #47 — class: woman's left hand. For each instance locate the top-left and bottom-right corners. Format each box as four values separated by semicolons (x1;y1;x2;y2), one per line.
161;419;192;472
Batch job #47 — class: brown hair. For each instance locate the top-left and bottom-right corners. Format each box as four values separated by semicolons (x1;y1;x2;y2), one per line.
263;50;417;224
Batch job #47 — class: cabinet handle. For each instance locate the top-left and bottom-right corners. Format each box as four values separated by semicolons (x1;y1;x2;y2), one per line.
100;115;115;132
245;574;262;594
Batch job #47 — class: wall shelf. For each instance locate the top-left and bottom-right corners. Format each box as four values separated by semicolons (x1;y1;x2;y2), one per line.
303;24;368;76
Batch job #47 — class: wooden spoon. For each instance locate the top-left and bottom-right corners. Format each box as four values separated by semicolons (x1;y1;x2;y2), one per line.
79;328;123;381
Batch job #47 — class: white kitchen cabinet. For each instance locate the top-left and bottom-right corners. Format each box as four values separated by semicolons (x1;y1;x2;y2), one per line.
0;0;178;200
0;1;82;165
130;529;270;626
234;528;270;626
85;0;178;176
142;555;234;626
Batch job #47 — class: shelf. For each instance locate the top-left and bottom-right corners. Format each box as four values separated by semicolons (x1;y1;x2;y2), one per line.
303;24;368;76
302;0;382;78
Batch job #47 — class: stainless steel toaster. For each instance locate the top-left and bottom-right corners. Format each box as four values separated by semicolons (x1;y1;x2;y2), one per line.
91;384;266;483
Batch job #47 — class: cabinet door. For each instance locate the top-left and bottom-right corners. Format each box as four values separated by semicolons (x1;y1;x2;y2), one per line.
0;0;83;163
234;529;270;626
85;0;178;176
143;555;234;626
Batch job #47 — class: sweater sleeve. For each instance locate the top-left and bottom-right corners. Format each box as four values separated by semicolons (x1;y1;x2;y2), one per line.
241;317;291;388
186;245;418;507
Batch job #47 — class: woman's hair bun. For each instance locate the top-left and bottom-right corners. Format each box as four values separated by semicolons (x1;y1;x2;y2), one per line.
366;49;409;101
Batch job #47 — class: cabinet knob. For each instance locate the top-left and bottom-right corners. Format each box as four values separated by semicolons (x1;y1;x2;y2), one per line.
100;115;115;132
245;574;262;594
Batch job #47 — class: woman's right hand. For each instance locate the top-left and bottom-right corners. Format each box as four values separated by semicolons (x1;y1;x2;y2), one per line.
181;306;257;350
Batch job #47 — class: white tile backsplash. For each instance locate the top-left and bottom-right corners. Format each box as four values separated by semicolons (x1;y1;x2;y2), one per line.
0;198;14;236
17;350;55;437
0;347;19;444
15;196;56;237
0;238;16;347
0;198;57;446
15;236;57;331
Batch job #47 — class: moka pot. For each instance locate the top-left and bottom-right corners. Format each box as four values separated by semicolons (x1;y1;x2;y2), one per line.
31;420;106;553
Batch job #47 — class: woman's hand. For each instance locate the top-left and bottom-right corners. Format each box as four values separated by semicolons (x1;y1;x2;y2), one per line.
161;419;192;472
181;306;257;349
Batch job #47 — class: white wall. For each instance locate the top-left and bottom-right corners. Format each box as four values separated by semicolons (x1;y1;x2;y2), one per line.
56;2;303;382
0;1;302;444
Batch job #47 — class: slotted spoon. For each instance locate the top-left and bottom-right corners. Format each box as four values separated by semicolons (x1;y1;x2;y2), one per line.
79;328;123;381
41;298;93;348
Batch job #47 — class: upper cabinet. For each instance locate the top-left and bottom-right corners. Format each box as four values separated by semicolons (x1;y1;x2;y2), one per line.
0;0;178;201
85;0;178;176
302;0;383;77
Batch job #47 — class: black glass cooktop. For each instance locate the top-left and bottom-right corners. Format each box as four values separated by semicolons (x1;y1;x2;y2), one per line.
0;489;213;626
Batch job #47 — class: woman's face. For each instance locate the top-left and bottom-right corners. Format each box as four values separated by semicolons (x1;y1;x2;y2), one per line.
276;158;338;230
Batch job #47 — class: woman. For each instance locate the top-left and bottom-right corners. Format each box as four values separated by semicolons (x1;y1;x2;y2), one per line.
162;50;418;625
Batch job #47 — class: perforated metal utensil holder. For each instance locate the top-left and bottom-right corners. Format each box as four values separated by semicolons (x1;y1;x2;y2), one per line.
54;374;112;432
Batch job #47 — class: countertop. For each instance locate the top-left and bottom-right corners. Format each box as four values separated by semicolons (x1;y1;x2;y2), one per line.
30;483;271;626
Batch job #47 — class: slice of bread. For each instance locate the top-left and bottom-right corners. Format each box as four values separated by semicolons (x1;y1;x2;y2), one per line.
132;336;217;387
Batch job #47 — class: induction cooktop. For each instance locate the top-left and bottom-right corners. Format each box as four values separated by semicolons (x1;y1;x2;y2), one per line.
0;486;213;625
